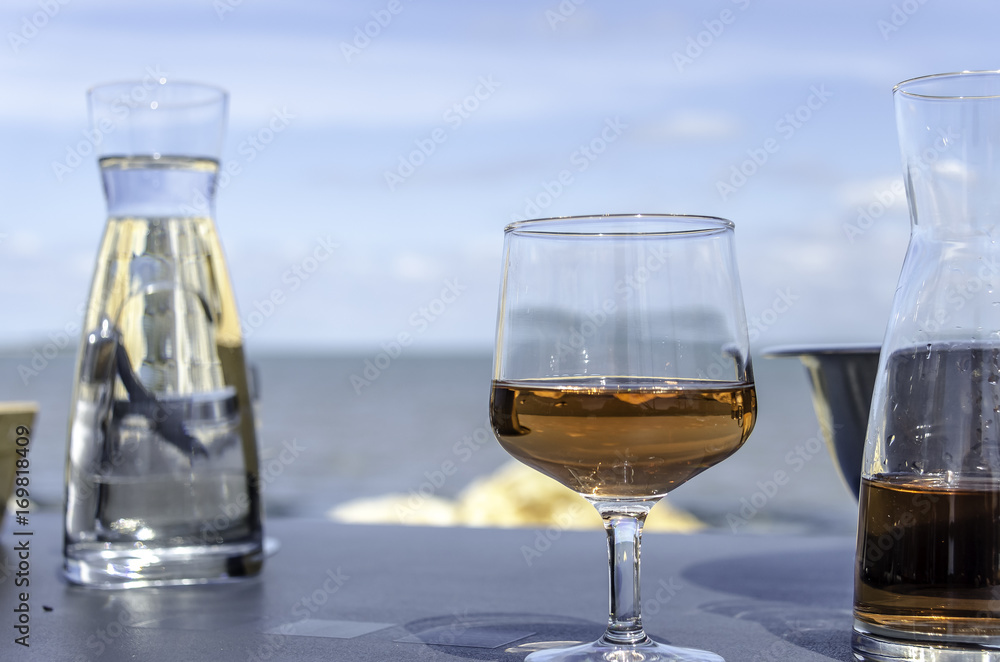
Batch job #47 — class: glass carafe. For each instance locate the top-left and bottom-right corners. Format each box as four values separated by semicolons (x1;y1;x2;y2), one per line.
854;71;1000;659
63;80;264;588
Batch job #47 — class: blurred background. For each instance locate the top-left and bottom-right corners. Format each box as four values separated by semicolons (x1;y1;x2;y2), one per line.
0;0;996;533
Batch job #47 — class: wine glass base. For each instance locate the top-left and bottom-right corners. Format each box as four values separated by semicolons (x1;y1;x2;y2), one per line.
525;637;725;662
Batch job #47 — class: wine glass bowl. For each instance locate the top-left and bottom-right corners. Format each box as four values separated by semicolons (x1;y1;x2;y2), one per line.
489;214;756;662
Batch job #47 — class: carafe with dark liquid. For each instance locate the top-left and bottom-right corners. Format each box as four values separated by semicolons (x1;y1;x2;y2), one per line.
63;82;263;587
855;72;1000;659
857;347;1000;637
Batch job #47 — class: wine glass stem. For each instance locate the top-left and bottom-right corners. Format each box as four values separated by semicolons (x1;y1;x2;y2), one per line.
602;512;650;646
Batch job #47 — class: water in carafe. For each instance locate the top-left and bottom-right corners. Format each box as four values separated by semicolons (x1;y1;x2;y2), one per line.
64;82;263;588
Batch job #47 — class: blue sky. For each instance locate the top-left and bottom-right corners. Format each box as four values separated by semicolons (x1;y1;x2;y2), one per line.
1;0;998;353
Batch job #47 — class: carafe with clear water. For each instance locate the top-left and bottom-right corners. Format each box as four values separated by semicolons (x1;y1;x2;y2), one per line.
63;80;264;588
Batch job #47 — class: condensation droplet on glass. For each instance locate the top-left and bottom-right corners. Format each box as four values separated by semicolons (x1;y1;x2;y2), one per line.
887;434;896;447
926;344;932;359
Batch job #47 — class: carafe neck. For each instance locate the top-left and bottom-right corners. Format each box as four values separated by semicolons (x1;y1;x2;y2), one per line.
101;155;218;218
897;97;1000;237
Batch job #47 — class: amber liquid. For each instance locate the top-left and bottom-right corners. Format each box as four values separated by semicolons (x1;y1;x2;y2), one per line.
855;475;1000;640
490;378;756;499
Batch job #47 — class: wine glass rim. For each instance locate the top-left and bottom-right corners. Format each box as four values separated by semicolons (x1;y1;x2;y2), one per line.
894;70;1000;99
505;213;734;236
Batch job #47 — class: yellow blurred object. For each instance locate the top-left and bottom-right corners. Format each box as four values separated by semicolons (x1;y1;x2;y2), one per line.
0;402;38;529
329;460;704;533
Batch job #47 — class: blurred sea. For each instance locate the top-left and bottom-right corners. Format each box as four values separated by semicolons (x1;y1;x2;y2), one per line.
0;349;860;536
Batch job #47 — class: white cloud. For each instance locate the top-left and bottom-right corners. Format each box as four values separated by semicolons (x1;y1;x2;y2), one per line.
3;231;43;258
836;176;907;212
638;110;740;142
392;252;443;282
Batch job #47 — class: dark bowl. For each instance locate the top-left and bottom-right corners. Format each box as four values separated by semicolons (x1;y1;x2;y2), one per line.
762;345;881;500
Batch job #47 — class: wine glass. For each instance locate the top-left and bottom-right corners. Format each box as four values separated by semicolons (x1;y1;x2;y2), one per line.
490;214;756;662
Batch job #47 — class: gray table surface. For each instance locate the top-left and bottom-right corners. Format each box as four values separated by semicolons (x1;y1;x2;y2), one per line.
0;514;857;661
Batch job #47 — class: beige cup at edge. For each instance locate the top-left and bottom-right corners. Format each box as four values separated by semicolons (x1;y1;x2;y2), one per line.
0;403;38;529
